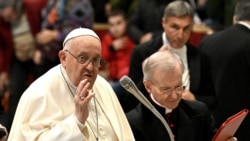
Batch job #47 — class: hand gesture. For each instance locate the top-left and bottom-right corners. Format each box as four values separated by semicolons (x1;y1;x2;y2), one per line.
182;89;196;101
74;79;95;124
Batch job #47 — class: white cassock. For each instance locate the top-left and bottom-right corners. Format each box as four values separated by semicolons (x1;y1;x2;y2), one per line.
8;65;135;141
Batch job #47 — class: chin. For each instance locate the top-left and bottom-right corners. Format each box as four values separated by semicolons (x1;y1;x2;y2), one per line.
168;103;179;109
173;45;183;49
88;78;97;88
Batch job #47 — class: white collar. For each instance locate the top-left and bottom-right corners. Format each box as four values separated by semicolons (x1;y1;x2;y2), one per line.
162;32;187;51
150;94;173;114
238;21;250;30
60;65;77;94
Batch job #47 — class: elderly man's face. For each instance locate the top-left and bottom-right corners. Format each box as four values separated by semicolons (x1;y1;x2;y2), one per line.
162;16;193;49
144;63;183;109
60;36;102;89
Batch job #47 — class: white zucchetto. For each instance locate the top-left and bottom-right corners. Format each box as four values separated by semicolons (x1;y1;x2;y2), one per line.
63;27;100;47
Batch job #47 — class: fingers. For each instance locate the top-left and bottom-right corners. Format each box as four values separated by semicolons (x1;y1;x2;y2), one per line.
76;79;90;100
79;95;85;100
79;90;95;102
82;90;95;103
74;79;95;124
181;90;196;101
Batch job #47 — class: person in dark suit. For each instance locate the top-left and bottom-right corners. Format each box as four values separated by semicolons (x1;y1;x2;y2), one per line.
122;1;216;113
126;50;237;141
199;0;250;140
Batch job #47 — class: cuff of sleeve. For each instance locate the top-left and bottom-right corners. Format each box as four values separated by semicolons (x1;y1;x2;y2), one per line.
74;115;89;138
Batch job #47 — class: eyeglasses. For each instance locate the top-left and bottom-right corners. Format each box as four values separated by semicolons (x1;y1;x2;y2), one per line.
65;50;104;67
160;86;185;95
150;81;185;95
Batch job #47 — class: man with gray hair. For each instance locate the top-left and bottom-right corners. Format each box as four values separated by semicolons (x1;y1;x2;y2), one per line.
199;0;250;140
7;27;135;141
126;50;237;141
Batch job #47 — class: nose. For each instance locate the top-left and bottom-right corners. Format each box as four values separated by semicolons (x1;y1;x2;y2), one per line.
169;90;180;99
85;60;95;71
176;29;184;39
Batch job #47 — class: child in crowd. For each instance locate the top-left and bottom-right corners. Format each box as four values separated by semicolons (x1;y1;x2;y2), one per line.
101;10;135;102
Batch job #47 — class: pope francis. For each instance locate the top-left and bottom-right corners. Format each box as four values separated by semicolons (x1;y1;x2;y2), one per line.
7;28;135;141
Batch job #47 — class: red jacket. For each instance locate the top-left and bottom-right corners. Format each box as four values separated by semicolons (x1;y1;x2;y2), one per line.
101;33;135;80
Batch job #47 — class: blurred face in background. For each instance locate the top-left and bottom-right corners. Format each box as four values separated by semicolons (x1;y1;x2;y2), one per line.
162;16;193;49
108;14;127;38
0;6;17;22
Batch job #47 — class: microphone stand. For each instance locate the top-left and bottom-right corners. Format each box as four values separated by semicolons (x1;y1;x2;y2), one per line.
120;75;175;141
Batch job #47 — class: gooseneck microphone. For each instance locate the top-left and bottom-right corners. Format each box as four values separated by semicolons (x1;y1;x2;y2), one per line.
120;75;175;141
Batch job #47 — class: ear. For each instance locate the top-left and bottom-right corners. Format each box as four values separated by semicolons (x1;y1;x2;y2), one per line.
58;50;66;67
143;80;152;94
162;17;166;28
233;15;237;24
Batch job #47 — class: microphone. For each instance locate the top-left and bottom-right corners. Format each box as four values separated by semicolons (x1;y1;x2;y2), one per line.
119;75;175;141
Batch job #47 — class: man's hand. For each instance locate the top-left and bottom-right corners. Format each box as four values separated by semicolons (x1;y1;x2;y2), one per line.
74;79;95;124
182;89;196;101
36;29;58;45
140;33;152;44
112;37;126;51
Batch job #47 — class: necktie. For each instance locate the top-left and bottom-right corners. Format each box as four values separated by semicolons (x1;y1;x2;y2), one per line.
166;113;175;128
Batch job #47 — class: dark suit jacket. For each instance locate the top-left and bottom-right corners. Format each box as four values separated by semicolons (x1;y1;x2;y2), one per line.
199;23;250;141
121;35;216;112
126;99;216;141
127;0;171;44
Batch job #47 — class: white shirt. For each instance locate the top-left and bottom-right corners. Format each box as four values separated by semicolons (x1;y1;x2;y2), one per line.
238;21;250;30
162;32;190;90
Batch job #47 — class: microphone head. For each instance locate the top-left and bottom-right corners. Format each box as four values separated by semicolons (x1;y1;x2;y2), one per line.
119;75;140;96
119;75;134;91
119;75;153;110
